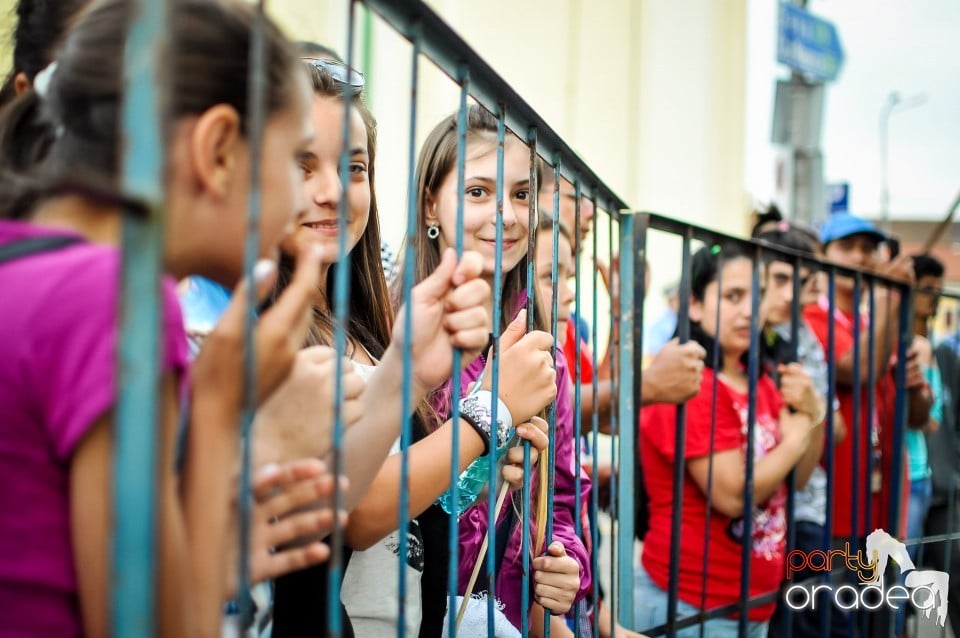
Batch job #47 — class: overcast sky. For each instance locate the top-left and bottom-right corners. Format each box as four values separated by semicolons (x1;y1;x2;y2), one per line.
745;0;960;222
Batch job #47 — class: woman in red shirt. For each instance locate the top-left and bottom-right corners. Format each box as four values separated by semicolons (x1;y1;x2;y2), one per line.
634;243;822;637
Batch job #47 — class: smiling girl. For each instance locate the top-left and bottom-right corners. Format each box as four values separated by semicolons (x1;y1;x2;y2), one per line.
400;104;591;633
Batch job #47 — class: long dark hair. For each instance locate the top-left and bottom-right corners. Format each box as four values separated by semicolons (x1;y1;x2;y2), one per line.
687;242;750;371
0;0;301;219
269;59;392;361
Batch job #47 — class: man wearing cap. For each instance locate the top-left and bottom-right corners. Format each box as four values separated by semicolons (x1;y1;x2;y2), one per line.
802;213;930;637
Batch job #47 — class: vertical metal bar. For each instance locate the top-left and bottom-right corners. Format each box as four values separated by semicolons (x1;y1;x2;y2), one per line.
572;180;584;634
888;285;912;536
395;30;421;638
606;211;618;638
114;0;167;633
446;68;469;638
236;0;268;628
820;268;838;636
698;244;724;638
862;279;879;638
616;213;636;629
851;273;863;542
780;253;803;638
328;4;359;634
543;158;562;638
666;229;693;635
877;279;901;636
629;212;649;636
738;247;761;637
942;480;956;638
865;280;877;541
360;5;375;88
590;197;601;638
521;129;538;638
486;102;507;638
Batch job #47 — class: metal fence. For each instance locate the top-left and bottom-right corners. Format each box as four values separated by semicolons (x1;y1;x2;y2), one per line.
108;0;960;636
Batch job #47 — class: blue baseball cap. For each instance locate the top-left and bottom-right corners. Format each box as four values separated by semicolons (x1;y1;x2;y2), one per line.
819;213;887;246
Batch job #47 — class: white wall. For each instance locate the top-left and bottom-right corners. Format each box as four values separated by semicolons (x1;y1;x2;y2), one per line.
271;0;750;327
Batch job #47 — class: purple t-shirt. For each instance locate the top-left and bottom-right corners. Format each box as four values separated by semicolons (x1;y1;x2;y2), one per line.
0;220;188;636
443;346;592;630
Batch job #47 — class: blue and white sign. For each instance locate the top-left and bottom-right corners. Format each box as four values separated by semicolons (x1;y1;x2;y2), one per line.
777;3;844;82
827;182;849;214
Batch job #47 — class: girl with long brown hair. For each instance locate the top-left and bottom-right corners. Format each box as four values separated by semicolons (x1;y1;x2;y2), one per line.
399;104;592;633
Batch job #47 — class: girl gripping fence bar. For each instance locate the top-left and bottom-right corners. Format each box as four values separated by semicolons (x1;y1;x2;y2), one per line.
636;243;820;636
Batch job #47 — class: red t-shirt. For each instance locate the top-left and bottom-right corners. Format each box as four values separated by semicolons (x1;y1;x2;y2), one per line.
562;319;594;385
639;369;786;621
803;302;905;538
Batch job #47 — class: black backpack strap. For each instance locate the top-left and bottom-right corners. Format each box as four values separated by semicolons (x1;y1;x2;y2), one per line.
0;235;84;265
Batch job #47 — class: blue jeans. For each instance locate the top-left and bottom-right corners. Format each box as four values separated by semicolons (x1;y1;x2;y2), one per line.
905;477;933;558
632;562;769;638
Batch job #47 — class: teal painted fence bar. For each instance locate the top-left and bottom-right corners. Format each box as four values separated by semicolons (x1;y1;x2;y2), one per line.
113;0;168;634
616;212;636;630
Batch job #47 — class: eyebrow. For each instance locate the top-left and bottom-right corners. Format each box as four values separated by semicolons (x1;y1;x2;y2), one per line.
465;177;531;187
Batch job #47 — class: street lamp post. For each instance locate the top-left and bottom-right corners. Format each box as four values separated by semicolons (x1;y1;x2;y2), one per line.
879;91;926;232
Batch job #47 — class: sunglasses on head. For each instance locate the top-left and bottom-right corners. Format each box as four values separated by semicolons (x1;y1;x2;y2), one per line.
302;58;365;93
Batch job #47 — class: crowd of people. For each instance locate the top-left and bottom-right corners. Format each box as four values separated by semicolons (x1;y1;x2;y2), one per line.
0;1;957;637
633;209;957;638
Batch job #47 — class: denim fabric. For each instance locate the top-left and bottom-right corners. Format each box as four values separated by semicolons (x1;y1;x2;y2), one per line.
632;562;769;638
905;477;933;554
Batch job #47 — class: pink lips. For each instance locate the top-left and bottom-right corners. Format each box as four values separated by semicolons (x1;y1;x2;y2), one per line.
480;239;519;250
302;220;339;236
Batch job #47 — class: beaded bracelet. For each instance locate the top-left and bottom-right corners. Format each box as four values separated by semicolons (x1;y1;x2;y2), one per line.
459;390;513;455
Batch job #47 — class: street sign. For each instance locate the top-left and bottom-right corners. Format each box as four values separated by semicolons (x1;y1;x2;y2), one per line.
771;79;824;150
777;3;844;82
828;182;849;214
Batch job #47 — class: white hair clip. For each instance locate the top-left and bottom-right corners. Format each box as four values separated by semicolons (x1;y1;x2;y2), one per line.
32;61;58;98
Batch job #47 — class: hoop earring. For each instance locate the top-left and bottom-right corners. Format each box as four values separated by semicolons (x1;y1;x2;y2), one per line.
427;224;440;240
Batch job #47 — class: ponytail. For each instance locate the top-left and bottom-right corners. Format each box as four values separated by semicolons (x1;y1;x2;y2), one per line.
0;89;56;218
0;0;302;221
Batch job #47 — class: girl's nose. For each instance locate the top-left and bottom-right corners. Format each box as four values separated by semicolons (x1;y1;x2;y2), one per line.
501;199;519;229
310;164;342;209
560;281;575;307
